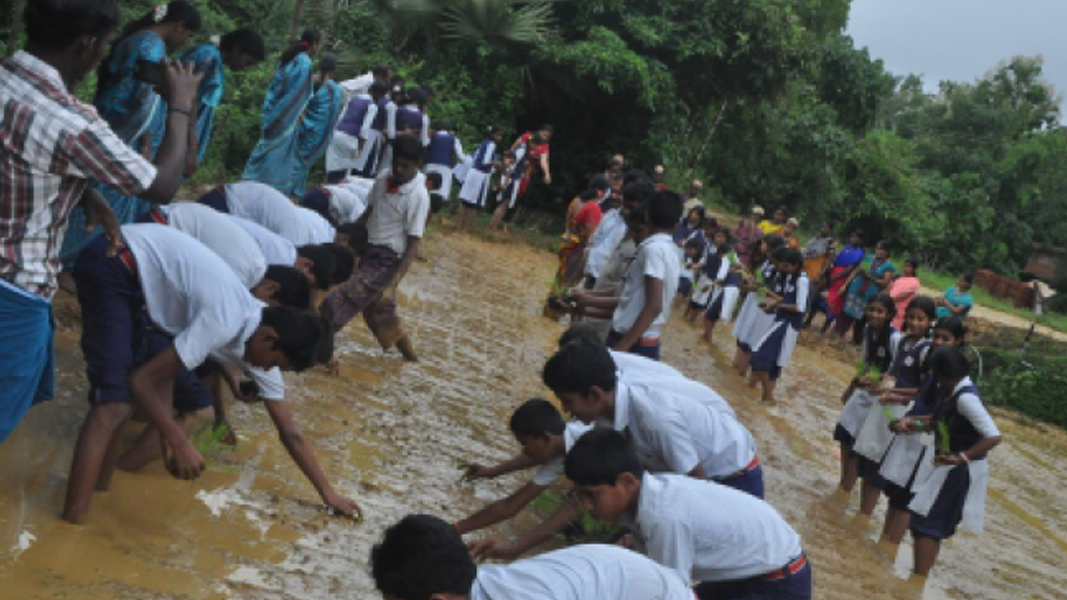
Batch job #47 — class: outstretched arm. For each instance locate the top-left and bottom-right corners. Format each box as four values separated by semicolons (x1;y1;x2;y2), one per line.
455;482;547;535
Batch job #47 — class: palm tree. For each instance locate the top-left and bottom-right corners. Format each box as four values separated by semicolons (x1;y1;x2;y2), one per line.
389;0;556;47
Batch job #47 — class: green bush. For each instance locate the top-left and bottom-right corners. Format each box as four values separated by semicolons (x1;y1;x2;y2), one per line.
984;367;1067;429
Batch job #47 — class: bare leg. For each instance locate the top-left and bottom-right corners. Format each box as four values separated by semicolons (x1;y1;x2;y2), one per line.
760;374;777;402
734;349;752;377
95;413;131;491
912;536;941;576
702;318;715;342
63;403;132;524
838;447;860;493
859;480;883;516
489;203;507;230
882;506;912;545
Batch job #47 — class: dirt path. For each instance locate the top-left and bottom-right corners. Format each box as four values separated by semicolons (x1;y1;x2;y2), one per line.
0;228;1064;600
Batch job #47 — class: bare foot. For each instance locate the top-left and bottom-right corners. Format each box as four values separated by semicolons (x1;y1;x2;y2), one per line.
396;335;418;362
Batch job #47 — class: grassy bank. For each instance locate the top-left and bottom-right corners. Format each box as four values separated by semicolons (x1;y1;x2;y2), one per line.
918;271;1067;333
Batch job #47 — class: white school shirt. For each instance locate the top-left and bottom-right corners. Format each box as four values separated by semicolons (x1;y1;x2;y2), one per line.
530;421;595;486
472;544;693;600
223;182;309;244
598;381;754;478
121;225;284;399
365;171;430;255
295;206;336;244
634;473;802;583
161;203;266;290
322;185;367;225
227;215;298;267
610;352;735;417
585;208;627;279
612;233;680;339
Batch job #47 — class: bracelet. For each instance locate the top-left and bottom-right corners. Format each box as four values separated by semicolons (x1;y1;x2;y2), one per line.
958;452;970;464
170;106;193;117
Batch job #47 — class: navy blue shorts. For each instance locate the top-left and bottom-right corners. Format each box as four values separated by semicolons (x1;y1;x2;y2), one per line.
606;330;661;361
695;553;813;600
857;455;887;489
461;199;481;210
909;463;971;541
678;277;693;296
301;188;332;223
143;329;214;416
715;463;765;499
885;481;914;511
197;186;229;213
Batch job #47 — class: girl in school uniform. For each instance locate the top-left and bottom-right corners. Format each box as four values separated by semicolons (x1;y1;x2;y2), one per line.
879;317;967;546
748;248;808;403
731;235;786;377
702;229;742;342
897;346;1001;577
852;296;936;518
833;293;899;495
674;208;706;309
423;121;466;199
457;125;504;232
680;239;706;321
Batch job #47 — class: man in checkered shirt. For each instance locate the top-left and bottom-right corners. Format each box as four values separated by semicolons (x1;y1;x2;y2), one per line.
0;0;201;444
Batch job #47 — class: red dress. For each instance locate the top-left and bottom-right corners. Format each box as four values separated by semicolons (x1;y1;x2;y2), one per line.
518;132;549;196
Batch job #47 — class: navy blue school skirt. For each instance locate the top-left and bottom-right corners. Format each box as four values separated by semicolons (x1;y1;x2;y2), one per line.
857;455;888;489
909;464;971;541
833;423;855;449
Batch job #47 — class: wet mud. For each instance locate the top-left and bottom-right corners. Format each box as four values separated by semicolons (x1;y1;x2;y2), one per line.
2;228;1065;599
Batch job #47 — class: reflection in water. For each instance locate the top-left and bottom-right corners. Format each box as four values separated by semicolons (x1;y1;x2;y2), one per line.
1;229;1065;599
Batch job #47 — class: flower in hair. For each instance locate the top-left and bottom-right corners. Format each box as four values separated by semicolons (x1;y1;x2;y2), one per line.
153;4;168;23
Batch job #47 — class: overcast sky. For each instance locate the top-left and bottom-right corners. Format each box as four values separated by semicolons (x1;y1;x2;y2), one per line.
846;0;1067;101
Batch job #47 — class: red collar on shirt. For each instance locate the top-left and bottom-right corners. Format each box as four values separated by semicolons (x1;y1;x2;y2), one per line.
387;177;399;194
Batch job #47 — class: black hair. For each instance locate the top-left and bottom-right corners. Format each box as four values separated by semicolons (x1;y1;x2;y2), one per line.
487;124;504;137
324;243;355;285
540;124;554;133
770;246;790;262
851;229;865;244
260;307;334;371
961;273;975;285
295;245;338;290
589;174;610;191
96;0;202;96
564;428;644;486
622;179;655;204
558;323;602;348
623;169;651;187
280;29;321;66
425;172;443;190
927;346;970;380
542;339;617;396
407;88;428;109
263;265;312;309
429;193;445;214
509;399;565;438
765;234;786;251
336;223;368;256
25;0;120;51
775;206;788;216
684;238;704;252
391;136;425;163
778;248;804;287
371;514;477;600
876;240;891;252
687;205;706;220
905;296;937;336
904;258;920;273
503;150;516;160
751;234;783;267
318;53;338;76
646;191;684;229
865;293;898;362
712;226;732;243
580;189;599;202
369;82;389;99
220;29;266;61
934;316;967;344
372;64;391;78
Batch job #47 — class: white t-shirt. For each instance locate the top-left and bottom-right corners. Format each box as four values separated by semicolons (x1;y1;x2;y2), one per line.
227;215;298;267
162;203;266;289
122;224;284;399
585;209;627;279
531;421;595;486
365;171;431;255
613;233;680;339
610;351;735;418
634;473;802;583
597;381;754;478
295;206;336;244
472;545;693;600
323;185;367;224
223;182;318;246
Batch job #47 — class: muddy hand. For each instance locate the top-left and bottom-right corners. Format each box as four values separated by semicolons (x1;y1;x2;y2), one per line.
467;538;518;560
461;463;493;481
323;491;362;520
165;440;206;480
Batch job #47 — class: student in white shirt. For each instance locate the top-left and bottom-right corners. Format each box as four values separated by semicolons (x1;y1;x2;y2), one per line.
319;137;430;361
572;191;683;361
65;224;359;524
456;399;591;535
197;181;337;246
226;215;354;290
371;514;695;600
565;429;812;600
300;184;368;227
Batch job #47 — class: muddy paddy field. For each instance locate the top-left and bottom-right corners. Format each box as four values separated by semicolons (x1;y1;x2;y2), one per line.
1;229;1065;600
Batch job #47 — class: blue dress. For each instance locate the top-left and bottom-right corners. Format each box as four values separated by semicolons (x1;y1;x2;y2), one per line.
291;80;345;196
242;53;315;195
178;42;226;165
61;30;167;265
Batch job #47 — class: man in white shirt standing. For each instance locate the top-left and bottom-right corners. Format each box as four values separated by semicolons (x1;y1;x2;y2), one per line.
319;136;430;361
565;429;812;600
371;514;695;600
573;191;682;360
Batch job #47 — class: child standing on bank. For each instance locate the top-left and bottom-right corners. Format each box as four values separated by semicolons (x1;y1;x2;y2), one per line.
748;248;808;403
457;125;503;232
833;293;900;496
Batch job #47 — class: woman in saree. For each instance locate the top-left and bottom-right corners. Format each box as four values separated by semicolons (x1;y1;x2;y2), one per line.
290;55;345;196
545;188;601;315
178;29;266;173
823;230;867;334
834;239;896;343
242;30;322;196
60;0;201;266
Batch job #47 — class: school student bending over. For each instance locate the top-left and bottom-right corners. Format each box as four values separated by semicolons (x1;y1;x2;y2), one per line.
456;399;591;535
371;514;695;600
566;429;813;600
65;224;358;523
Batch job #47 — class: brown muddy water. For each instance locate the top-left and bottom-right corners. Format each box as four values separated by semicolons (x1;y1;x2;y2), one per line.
1;228;1065;600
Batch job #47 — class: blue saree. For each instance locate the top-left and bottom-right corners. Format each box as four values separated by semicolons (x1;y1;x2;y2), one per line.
179;42;226;165
290;80;344;196
242;53;315;196
61;30;167;265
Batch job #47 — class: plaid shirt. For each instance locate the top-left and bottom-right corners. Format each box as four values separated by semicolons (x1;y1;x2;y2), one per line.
0;51;157;298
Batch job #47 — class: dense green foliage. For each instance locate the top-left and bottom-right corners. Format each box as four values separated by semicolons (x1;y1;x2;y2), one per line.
7;0;1067;281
